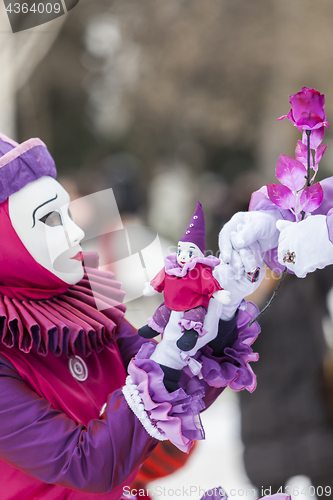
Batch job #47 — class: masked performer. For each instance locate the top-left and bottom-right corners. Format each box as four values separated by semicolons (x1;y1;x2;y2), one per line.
0;132;260;499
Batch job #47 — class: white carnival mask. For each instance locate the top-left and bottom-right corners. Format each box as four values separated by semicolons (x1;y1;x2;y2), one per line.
176;241;203;267
8;176;85;285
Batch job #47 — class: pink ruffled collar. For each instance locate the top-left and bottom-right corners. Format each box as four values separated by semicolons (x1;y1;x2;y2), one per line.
0;253;126;358
164;253;220;277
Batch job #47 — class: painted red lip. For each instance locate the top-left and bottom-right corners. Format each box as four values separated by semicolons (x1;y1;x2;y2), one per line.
71;252;83;262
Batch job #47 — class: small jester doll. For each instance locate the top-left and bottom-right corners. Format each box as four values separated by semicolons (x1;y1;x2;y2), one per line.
139;201;230;352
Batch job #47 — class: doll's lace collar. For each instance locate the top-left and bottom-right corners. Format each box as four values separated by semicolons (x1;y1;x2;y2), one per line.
164;253;220;277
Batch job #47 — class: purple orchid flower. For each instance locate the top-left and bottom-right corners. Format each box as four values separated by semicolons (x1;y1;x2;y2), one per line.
267;154;323;220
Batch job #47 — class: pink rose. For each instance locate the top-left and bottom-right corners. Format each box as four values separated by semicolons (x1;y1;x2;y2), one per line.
278;87;329;132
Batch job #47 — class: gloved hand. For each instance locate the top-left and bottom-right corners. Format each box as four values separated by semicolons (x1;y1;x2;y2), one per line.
213;261;264;320
219;211;280;275
277;215;333;277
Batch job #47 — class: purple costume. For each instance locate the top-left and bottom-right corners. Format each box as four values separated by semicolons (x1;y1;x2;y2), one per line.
0;132;260;499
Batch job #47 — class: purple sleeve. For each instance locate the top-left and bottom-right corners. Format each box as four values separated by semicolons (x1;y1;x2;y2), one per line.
312;177;333;217
116;317;156;368
0;354;157;493
312;177;333;243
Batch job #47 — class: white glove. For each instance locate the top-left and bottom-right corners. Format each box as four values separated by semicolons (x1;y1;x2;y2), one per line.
143;282;158;297
277;215;333;278
219;211;280;274
213;262;264;320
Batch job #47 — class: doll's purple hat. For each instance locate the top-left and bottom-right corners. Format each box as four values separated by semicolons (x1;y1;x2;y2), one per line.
179;201;206;254
0;132;57;204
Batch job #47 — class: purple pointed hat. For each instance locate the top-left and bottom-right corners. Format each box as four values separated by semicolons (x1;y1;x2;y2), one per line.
179;201;206;254
0;132;57;204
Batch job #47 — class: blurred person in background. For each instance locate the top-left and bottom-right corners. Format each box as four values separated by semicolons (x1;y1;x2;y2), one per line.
240;267;333;495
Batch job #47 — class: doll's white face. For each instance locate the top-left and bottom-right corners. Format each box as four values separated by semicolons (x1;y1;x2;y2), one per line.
177;241;203;267
8;176;85;285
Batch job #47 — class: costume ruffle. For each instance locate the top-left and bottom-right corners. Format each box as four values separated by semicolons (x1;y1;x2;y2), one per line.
125;342;205;453
147;316;165;334
0;253;126;357
179;318;207;337
198;302;260;392
164;253;220;277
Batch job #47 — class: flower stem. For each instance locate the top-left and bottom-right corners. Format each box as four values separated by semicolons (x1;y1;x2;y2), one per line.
306;129;311;187
248;132;312;326
248;268;287;326
301;129;312;221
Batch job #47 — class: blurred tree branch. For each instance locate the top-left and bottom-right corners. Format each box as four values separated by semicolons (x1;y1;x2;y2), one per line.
0;2;66;137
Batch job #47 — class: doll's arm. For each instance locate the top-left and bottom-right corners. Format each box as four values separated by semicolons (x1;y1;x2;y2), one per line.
212;289;231;304
143;282;158;296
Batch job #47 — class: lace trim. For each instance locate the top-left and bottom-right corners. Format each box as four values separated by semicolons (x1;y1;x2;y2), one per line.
122;375;167;441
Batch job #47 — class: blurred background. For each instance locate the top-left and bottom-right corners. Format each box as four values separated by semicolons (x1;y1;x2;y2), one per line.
2;0;333;498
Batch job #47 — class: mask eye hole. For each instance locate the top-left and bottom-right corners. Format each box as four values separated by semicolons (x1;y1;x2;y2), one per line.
39;211;63;227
